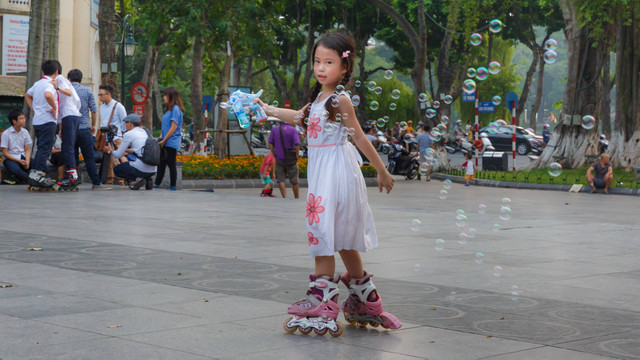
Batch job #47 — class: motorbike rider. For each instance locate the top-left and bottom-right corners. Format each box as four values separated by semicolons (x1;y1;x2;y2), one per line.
454;120;465;147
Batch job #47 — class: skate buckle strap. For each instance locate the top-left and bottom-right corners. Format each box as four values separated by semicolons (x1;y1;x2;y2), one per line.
309;277;340;303
350;278;377;302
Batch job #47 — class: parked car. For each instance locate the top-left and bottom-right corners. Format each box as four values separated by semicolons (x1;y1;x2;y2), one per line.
479;126;542;155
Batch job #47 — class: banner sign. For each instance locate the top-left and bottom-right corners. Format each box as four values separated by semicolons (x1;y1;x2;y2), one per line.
2;15;29;75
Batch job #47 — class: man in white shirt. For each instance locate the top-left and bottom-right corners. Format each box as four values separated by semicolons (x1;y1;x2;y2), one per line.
51;60;83;188
110;114;157;190
24;60;58;188
98;84;127;185
1;109;32;183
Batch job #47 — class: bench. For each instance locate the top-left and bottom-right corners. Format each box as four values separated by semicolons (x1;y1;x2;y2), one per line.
584;154;600;163
528;155;539;163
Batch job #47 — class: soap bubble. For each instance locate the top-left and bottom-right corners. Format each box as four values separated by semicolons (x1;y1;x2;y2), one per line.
443;179;453;189
544;39;557;51
548;162;563;177
219;102;229;109
458;233;469;245
367;81;377;91
414;263;421;271
501;198;511;206
544;50;558;64
400;121;407;128
475;67;488;81
492;96;502;106
347;128;355;136
382;115;388;122
467;67;477;78
389;103;397;111
456;214;468;221
304;118;310;125
391;89;401;99
488;61;501;75
373;86;382;95
493;223;500;231
456;209;465;215
370;101;379;111
351;95;361;106
492;265;503;277
342;113;348;121
439;190;448;200
272;100;279;107
470;33;482;46
495;119;508;126
435;239;445;251
355;80;361;87
499;206;512;221
433;101;441;109
489;19;503;33
384;69;394;80
420;167;428;176
331;98;340;108
475;252;485;264
456;221;466;228
463;79;477;94
418;93;428;102
449;291;457;300
430;130;442;141
324;123;335;133
335;113;342;122
410;219;422;231
377;119;385;128
444;95;453;104
426;108;437;118
335;85;345;93
581;115;596;130
478;204;487;214
511;285;519;301
468;228;477;238
441;116;449;125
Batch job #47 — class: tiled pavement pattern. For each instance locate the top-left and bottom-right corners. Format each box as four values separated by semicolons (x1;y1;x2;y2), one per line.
0;180;638;359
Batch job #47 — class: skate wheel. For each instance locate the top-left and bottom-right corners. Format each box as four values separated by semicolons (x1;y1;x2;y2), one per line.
329;322;344;337
371;322;380;328
314;327;327;336
283;317;296;334
343;312;356;325
298;326;312;335
358;321;368;327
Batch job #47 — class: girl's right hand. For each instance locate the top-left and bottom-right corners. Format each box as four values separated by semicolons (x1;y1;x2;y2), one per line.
377;170;394;194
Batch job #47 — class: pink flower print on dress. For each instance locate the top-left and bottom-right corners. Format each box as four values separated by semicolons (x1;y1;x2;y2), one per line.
305;193;325;225
307;116;321;139
307;232;319;246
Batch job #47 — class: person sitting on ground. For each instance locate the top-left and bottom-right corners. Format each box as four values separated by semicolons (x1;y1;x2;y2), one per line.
586;153;613;194
109;114;157;190
1;109;32;184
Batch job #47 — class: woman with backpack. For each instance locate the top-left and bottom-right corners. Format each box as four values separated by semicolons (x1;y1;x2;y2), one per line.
154;87;184;190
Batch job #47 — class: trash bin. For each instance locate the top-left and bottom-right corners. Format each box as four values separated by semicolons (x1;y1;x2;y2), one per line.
482;152;508;171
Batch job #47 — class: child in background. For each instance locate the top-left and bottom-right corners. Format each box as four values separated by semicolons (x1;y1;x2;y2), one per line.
259;152;275;197
458;152;475;186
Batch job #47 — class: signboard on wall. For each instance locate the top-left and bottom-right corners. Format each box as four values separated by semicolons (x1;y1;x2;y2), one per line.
2;15;29;75
91;0;99;29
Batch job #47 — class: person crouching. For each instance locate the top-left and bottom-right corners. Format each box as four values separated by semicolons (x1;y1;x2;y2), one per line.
108;114;156;190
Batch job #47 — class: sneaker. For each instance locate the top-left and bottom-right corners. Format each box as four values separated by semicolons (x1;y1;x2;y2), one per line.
145;178;154;190
465;183;470;187
153;185;159;189
92;183;112;191
169;186;177;191
2;178;16;185
129;177;146;190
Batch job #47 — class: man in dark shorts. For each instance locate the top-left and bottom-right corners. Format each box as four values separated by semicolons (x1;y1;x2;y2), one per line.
268;121;300;199
586;153;613;194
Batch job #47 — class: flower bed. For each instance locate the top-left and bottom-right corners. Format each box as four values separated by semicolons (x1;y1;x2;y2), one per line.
178;154;377;180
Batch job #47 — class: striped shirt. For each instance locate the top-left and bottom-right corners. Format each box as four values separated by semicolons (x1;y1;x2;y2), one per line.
71;82;97;130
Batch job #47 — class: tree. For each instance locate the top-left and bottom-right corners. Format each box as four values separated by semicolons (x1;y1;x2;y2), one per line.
24;0;59;128
99;0;119;100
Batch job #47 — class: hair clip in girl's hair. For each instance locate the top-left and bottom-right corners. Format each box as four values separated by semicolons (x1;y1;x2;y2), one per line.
341;51;351;59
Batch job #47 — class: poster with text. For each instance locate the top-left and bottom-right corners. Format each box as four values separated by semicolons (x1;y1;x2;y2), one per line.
2;15;29;75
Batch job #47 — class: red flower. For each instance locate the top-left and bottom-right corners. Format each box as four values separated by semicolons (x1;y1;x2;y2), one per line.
307;232;319;246
307;116;321;139
305;193;324;225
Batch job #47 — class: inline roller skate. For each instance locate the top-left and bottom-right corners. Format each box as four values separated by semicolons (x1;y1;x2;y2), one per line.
27;170;58;192
56;169;79;192
283;274;344;337
341;272;402;329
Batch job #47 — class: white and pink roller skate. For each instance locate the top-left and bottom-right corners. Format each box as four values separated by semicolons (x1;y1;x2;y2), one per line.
283;274;344;337
340;272;402;329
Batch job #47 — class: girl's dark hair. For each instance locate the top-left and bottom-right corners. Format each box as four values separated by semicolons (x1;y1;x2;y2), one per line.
303;31;356;121
163;87;185;112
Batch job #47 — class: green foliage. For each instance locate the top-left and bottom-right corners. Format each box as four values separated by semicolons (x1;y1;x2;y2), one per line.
363;76;416;127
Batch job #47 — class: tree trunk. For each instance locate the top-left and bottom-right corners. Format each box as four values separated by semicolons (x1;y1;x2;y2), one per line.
140;45;159;131
24;0;59;128
599;53;612;138
609;5;640;170
530;53;546;129
516;47;539;123
434;0;461;127
191;35;204;153
301;10;316;104
370;0;427;124
152;55;165;129
537;0;603;169
99;0;119;99
214;48;233;158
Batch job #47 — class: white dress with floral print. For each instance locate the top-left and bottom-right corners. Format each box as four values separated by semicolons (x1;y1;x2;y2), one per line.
305;92;378;257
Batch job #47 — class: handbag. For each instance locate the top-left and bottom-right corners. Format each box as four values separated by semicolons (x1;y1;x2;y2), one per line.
94;101;118;151
278;124;298;165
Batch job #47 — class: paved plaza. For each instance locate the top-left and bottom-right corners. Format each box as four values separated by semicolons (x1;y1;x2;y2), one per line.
0;180;639;359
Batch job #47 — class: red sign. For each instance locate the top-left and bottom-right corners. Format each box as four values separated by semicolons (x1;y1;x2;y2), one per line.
284;99;291;109
133;104;145;116
131;82;149;105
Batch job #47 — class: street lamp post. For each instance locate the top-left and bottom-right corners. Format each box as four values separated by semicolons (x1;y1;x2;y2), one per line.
117;14;137;103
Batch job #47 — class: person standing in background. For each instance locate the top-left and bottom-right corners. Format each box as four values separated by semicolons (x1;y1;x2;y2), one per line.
154;87;184;190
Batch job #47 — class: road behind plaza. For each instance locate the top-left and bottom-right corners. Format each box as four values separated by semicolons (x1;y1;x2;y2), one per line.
0;180;638;359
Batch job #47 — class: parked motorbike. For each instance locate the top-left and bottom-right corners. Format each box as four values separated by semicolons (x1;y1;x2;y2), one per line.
387;143;419;180
180;129;192;154
446;134;494;155
375;131;391;154
599;134;609;155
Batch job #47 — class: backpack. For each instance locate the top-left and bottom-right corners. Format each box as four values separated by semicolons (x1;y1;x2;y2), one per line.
135;129;161;166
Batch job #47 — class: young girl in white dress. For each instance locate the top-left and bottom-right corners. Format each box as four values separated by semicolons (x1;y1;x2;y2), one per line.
257;31;402;336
